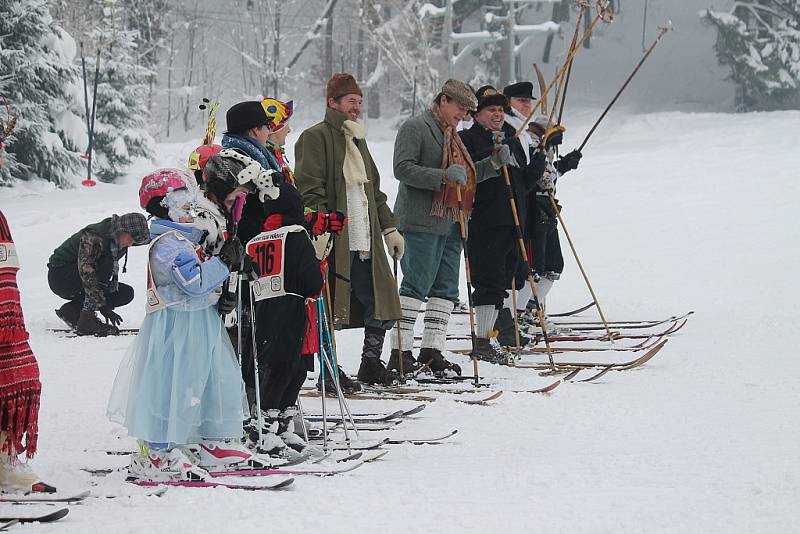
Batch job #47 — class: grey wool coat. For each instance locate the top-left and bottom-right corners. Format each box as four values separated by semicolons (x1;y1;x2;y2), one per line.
294;108;401;328
393;109;497;236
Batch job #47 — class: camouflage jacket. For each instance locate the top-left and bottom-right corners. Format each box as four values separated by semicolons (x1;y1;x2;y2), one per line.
77;229;114;310
49;214;149;310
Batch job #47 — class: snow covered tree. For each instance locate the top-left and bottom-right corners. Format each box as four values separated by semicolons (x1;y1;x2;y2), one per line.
365;0;443;116
0;0;85;186
85;0;155;182
702;1;800;111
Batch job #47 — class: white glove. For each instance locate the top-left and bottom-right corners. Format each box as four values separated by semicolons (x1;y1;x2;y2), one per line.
312;233;332;260
382;227;404;260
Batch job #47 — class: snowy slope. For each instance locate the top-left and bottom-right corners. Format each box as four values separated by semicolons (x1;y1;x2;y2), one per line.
0;110;798;532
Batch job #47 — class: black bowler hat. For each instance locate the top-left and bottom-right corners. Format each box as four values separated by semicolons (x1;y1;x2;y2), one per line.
225;101;270;134
475;85;508;112
503;81;536;100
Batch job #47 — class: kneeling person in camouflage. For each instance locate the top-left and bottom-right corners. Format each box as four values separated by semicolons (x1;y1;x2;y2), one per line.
47;213;150;336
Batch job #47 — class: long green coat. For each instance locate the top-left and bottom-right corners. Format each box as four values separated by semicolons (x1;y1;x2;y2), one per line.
294;108;401;328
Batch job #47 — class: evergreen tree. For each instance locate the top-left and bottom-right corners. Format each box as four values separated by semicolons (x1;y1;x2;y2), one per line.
702;1;800;111
0;0;84;186
85;1;155;182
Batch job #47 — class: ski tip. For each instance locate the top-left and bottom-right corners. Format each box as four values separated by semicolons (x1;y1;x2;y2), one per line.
269;476;295;489
48;508;71;522
563;368;581;381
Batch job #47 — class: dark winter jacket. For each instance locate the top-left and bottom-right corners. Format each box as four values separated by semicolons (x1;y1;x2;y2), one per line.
47;214;149;310
254;230;324;367
458;123;536;228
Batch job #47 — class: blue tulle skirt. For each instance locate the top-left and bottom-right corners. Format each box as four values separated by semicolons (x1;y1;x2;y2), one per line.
107;306;244;444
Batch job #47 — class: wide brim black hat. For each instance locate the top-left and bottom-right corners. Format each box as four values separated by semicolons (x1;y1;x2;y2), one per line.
225;101;270;134
475;85;508;112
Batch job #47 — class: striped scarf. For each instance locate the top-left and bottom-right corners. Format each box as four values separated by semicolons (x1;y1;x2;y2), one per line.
428;104;477;220
0;211;40;459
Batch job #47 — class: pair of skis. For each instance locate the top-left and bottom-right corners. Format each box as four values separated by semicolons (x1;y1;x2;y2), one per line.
300;388;503;405
307;430;459;448
303;403;426;424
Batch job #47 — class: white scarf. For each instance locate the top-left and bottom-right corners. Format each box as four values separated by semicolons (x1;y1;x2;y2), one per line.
341;120;371;254
504;109;536;165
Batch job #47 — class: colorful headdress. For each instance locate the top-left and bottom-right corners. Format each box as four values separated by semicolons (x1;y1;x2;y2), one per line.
261;98;294;132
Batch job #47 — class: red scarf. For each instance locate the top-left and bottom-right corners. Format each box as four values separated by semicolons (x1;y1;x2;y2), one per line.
268;143;295;185
0;211;40;458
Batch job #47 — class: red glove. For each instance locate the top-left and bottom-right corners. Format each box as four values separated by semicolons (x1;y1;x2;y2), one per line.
304;211;328;237
327;211;347;235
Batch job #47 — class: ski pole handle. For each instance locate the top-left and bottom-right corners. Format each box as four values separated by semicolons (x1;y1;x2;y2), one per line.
232;192;246;224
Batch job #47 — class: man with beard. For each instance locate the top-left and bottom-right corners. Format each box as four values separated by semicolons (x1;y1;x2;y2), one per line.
294;73;402;387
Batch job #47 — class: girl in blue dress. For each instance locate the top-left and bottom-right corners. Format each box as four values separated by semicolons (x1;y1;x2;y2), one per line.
108;168;256;482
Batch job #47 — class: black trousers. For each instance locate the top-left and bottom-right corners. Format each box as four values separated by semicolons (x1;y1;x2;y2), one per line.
237;292;314;413
261;356;309;411
531;203;564;276
468;224;521;307
349;252;394;331
47;264;133;309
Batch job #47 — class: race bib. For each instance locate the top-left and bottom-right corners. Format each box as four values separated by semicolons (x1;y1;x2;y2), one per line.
0;242;19;269
246;225;305;301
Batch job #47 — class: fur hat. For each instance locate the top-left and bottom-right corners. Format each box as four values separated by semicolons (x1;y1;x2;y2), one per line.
225;101;271;134
475;85;508;113
440;79;477;112
326;73;362;100
503;81;535;100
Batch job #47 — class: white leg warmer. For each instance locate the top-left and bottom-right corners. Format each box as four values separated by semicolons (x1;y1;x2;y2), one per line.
421;297;454;351
475;305;499;339
391;296;423;351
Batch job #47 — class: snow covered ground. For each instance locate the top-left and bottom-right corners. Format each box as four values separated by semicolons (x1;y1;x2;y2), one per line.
1;109;798;532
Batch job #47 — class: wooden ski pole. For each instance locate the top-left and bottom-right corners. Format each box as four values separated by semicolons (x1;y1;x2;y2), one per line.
547;3;585;127
455;186;481;386
547;193;614;340
392;257;405;380
578;24;670;152
514;4;611;138
511;277;521;362
554;2;587;126
499;162;555;369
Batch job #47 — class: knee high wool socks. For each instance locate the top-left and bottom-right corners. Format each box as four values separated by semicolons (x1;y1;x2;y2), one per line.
391;296;423;351
421;297;453;352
